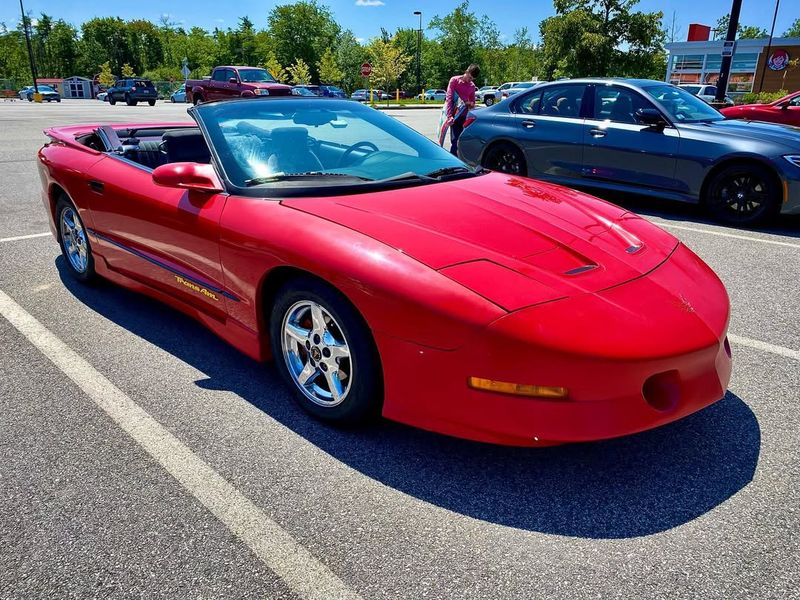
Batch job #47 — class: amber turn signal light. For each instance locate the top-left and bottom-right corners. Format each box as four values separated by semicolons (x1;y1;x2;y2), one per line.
467;377;568;399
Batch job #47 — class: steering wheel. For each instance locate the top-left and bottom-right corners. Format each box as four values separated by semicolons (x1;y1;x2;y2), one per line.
338;141;379;167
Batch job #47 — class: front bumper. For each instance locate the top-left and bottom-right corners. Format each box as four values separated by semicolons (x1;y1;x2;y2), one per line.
377;244;732;446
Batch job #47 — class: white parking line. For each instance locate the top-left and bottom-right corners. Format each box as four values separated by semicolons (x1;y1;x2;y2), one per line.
653;222;800;250
0;288;360;600
729;334;800;362
0;232;51;243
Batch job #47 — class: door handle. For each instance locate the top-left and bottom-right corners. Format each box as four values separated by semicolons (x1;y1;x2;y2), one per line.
88;180;104;193
520;120;536;129
589;128;607;138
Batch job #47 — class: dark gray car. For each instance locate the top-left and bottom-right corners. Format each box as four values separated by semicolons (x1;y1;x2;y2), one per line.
458;78;800;225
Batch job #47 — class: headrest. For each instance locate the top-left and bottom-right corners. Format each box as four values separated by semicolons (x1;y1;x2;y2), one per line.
270;127;309;147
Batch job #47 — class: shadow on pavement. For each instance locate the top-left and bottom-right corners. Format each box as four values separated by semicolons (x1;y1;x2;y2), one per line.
59;257;761;539
578;186;800;239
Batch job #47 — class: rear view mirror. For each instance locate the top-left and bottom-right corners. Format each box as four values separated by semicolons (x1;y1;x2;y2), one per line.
636;108;667;129
152;163;223;193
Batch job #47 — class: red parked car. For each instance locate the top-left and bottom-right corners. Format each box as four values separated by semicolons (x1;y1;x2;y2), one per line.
37;97;732;447
186;66;291;104
721;90;800;126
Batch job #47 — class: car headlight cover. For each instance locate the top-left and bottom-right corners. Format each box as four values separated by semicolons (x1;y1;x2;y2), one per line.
784;155;800;168
254;88;270;96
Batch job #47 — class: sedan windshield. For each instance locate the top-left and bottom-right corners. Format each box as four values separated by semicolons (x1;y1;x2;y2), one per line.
239;69;276;83
644;84;724;123
193;99;471;191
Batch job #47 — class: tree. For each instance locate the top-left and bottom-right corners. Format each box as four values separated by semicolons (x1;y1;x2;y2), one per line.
78;17;132;76
288;58;311;84
784;18;800;38
368;38;412;97
121;63;135;78
268;1;340;83
334;30;368;93
713;14;767;40
428;1;484;77
98;61;115;87
317;46;343;85
262;52;288;83
538;0;665;80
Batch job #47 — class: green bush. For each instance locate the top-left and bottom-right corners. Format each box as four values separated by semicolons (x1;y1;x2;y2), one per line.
739;89;788;104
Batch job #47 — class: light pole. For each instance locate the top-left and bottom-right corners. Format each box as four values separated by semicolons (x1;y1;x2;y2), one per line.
413;11;422;97
714;0;743;105
18;0;39;98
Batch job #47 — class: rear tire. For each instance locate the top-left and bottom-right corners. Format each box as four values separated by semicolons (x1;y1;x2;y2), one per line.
703;163;781;226
125;93;136;106
269;277;382;425
56;196;96;283
482;142;527;177
108;94;116;105
148;99;156;106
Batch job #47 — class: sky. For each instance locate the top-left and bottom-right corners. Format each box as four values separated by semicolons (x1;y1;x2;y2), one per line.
2;0;797;46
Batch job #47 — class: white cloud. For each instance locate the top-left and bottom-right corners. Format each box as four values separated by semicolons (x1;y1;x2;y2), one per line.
355;0;385;6
215;18;225;23
355;37;365;43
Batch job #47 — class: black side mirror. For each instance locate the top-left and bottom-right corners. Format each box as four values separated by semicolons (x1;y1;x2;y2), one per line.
229;77;238;84
636;108;667;129
779;103;789;110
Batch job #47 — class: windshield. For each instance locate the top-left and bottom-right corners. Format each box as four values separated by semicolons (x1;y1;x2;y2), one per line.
681;85;702;95
193;99;471;191
239;69;276;83
38;86;56;93
644;84;724;123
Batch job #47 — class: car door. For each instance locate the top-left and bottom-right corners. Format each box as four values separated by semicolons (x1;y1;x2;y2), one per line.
85;144;230;318
774;94;800;126
509;83;588;181
581;84;681;192
208;69;229;101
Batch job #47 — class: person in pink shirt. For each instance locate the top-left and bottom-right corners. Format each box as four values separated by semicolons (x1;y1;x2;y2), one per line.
444;64;479;155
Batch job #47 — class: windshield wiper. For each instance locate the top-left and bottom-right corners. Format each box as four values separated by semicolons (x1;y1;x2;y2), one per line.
424;166;473;178
245;172;372;186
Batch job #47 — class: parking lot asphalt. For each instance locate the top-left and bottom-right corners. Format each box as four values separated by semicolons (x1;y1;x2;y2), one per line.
0;99;798;599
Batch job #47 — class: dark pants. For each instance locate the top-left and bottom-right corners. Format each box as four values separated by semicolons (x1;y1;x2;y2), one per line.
449;113;466;156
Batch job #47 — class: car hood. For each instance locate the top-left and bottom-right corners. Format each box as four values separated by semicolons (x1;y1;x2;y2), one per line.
685;118;800;147
283;173;680;311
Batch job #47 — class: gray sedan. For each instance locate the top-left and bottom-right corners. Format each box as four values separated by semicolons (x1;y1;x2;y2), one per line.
458;78;800;225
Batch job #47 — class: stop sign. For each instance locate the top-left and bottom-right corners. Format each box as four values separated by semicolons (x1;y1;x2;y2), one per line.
360;62;372;77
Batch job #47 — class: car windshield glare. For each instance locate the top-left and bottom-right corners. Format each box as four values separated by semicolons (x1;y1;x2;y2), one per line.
194;99;470;190
239;69;276;83
645;85;724;123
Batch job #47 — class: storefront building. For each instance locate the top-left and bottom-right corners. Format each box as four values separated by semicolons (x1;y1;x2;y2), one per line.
665;31;800;97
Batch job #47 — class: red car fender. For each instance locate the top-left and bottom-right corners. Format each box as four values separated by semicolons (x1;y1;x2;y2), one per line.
217;195;506;357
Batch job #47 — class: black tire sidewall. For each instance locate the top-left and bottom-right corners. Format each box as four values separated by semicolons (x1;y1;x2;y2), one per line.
56;197;95;283
705;163;781;226
485;97;494;106
109;94;116;105
484;142;527;177
269;278;382;424
148;100;156;106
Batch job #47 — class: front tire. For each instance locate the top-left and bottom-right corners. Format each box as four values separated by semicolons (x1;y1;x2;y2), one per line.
125;93;136;106
704;163;781;226
482;142;527;176
193;94;203;105
56;197;96;283
270;277;382;424
484;96;495;106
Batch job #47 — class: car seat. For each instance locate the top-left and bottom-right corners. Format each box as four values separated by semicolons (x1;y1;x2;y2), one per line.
266;127;324;174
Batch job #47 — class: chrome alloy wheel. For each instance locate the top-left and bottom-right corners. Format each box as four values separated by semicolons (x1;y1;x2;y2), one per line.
281;300;353;407
60;207;89;273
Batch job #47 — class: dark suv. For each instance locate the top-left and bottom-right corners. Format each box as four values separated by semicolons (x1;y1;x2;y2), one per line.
107;79;158;106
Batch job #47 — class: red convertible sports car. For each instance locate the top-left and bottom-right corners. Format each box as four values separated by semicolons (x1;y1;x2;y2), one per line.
38;97;732;446
721;89;800;126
